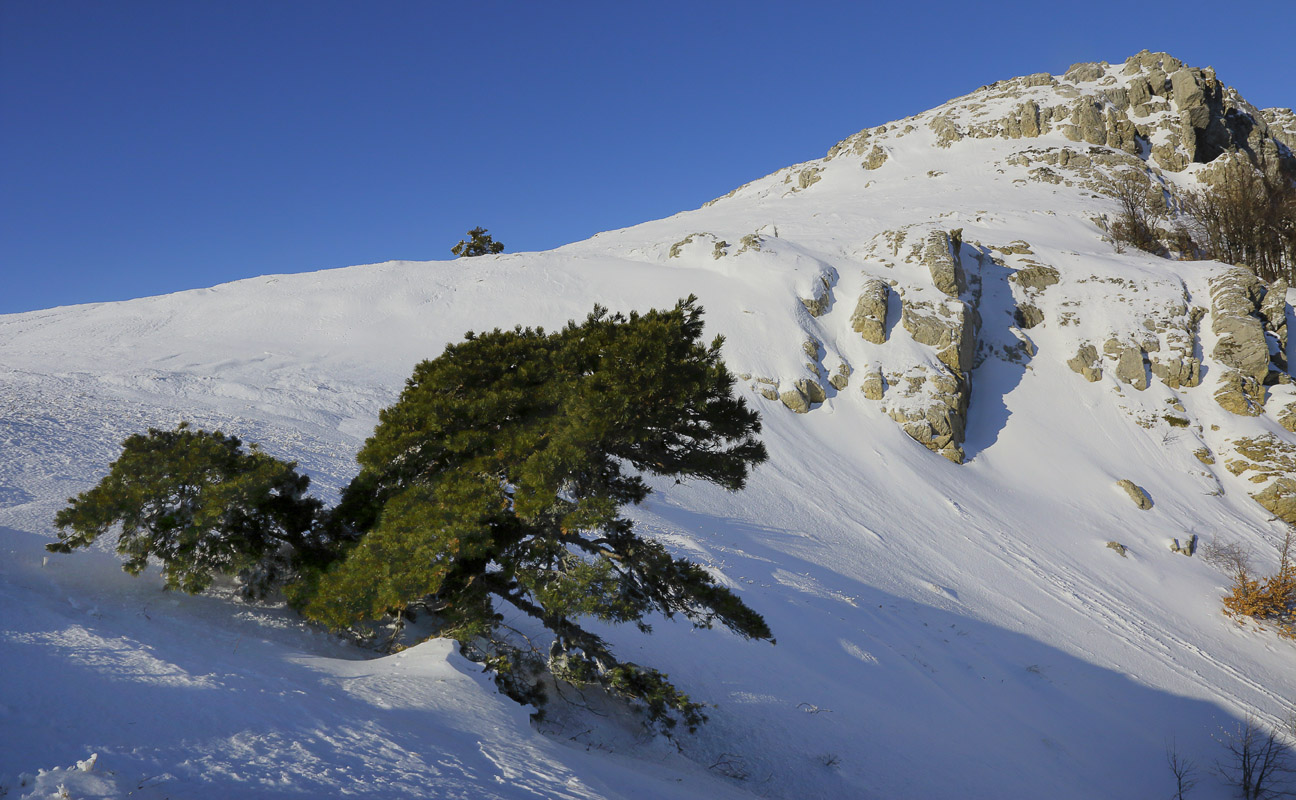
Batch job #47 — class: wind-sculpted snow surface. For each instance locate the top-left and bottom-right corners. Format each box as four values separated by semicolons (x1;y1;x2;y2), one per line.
3;51;1296;799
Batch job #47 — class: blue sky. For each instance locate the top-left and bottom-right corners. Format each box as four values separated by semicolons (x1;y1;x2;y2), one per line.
3;0;1293;314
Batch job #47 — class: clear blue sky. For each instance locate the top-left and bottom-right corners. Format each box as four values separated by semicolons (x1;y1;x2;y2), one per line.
3;0;1292;314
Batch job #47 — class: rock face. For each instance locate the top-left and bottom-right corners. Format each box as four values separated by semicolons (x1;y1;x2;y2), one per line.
850;278;890;344
1116;479;1153;510
1209;268;1271;415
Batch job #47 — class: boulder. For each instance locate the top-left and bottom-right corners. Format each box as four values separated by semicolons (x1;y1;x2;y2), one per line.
850;278;890;344
779;377;825;414
1110;341;1149;390
1067;343;1103;382
1116;479;1153;510
1015;304;1044;329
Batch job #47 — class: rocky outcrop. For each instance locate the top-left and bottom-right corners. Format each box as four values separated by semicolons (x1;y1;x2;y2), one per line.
923;231;965;297
1209;268;1271;415
829;364;851;391
1279;401;1296;434
1140;299;1204;390
862;146;888;170
882;366;968;464
850;278;890;344
1008;263;1058;330
1259;278;1289;372
1116;479;1153;510
1226;435;1296;524
800;275;835;317
902;299;977;375
1104;338;1149;391
1067;343;1103;382
780;378;827;414
860;367;885;400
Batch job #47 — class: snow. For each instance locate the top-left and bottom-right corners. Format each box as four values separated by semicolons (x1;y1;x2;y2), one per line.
2;59;1295;798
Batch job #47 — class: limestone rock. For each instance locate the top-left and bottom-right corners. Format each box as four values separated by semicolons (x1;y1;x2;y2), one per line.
902;299;978;375
1067;343;1103;382
1214;368;1265;416
779;377;826;414
1228;435;1296;524
1253;478;1296;525
1209;268;1272;412
1066;100;1107;146
862;146;888;170
1009;264;1059;292
1064;62;1106;83
929;116;963;148
1170;535;1197;556
780;388;810;414
1116;479;1153;510
1015;304;1044;329
923;230;966;297
850;278;890;344
829;363;852;391
1106;541;1129;557
1110;341;1149;391
883;365;968;464
800;276;834;317
1279;401;1296;434
861;368;885;400
1259;279;1289;371
797;166;823;190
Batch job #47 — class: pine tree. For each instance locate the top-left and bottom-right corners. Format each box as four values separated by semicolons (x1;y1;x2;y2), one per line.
49;423;324;598
451;226;505;257
293;297;771;731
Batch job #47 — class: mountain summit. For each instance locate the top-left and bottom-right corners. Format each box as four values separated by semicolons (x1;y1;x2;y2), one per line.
1;52;1294;799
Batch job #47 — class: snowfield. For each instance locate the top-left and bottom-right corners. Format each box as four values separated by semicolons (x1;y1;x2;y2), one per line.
3;56;1295;798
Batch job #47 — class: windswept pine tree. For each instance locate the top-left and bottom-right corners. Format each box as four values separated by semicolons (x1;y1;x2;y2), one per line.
294;297;771;731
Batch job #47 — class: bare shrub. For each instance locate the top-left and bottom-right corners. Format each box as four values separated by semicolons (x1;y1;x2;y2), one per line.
1202;538;1254;574
1101;168;1169;255
1167;738;1199;799
1215;714;1295;799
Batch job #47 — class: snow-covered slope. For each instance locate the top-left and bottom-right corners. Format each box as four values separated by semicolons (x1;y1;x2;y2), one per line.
3;51;1295;799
